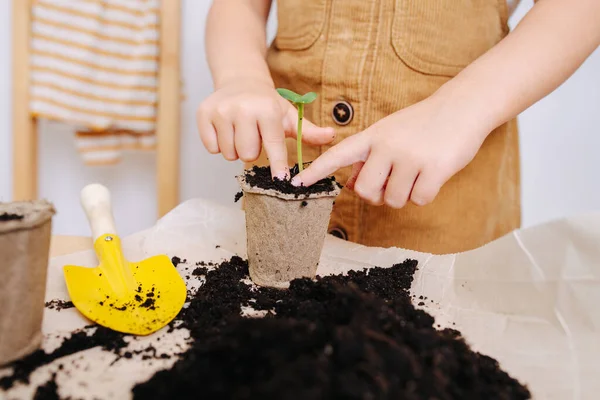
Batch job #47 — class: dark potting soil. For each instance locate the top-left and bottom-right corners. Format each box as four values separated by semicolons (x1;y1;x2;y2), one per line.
0;326;127;390
33;374;59;400
242;165;341;198
94;284;160;314
170;256;186;267
1;256;530;399
0;212;24;221
132;256;531;400
192;266;208;276
234;191;243;203
44;300;74;311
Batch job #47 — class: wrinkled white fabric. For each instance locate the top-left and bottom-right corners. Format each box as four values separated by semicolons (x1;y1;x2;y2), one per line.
2;197;598;399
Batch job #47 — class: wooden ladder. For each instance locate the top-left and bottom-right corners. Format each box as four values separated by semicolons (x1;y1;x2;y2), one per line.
11;0;181;218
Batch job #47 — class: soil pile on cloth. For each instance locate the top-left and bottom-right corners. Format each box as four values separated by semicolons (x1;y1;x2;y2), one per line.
33;374;59;400
132;256;531;400
1;256;531;399
238;165;341;199
0;326;127;390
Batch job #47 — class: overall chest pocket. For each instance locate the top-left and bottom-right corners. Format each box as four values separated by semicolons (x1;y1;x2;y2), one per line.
391;0;508;77
273;0;327;50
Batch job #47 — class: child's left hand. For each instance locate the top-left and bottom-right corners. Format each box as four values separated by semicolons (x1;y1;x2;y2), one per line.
291;94;491;208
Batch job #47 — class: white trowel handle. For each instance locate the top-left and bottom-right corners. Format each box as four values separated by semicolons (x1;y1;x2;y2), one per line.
80;183;118;241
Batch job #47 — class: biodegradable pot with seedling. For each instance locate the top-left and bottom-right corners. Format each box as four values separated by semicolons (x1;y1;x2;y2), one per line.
0;200;55;365
237;89;341;289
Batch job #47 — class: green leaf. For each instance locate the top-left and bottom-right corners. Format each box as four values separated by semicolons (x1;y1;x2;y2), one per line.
298;92;317;104
276;88;318;104
276;88;302;103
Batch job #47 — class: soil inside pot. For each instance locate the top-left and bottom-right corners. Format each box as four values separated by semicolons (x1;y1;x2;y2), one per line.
0;213;24;221
241;164;341;198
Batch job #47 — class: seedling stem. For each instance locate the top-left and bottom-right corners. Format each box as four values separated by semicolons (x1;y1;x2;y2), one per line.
297;103;304;172
276;88;317;174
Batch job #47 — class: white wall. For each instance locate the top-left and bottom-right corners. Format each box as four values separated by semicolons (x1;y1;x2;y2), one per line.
0;1;277;237
0;0;598;237
510;1;600;227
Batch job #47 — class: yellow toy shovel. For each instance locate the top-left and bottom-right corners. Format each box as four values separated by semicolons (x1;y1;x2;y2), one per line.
63;183;186;335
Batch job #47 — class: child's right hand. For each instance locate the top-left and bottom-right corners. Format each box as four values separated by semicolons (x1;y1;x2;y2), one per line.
196;80;336;179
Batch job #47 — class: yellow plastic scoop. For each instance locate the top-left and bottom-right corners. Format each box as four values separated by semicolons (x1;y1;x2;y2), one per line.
63;184;186;335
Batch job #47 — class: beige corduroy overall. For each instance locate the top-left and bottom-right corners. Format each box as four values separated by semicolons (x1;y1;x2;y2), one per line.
253;0;521;254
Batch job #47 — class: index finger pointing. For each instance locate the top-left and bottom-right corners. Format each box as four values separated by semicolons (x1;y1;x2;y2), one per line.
259;115;289;179
292;133;370;187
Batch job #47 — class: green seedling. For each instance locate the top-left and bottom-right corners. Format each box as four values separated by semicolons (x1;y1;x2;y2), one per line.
276;88;317;172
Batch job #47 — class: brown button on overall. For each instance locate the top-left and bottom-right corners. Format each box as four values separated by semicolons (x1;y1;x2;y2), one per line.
251;0;521;254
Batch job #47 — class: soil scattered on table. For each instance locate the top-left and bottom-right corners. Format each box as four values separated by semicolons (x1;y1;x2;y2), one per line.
1;256;530;400
132;256;531;400
195;261;212;267
192;267;208;276
0;212;24;221
171;256;186;267
44;300;74;311
242;165;341;197
33;373;59;400
0;326;127;390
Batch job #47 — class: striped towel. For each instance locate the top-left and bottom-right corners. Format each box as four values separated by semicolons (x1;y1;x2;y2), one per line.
29;0;160;165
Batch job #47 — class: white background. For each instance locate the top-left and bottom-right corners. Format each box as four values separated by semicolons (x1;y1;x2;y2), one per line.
0;0;598;237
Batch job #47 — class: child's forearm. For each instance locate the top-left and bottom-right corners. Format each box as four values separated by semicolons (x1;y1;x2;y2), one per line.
436;0;600;136
205;0;274;89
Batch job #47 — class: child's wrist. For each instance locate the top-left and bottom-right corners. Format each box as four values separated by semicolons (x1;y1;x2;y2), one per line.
214;66;274;90
432;78;503;142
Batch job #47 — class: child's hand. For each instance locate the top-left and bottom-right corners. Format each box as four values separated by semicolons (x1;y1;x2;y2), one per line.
196;80;336;179
291;94;489;207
